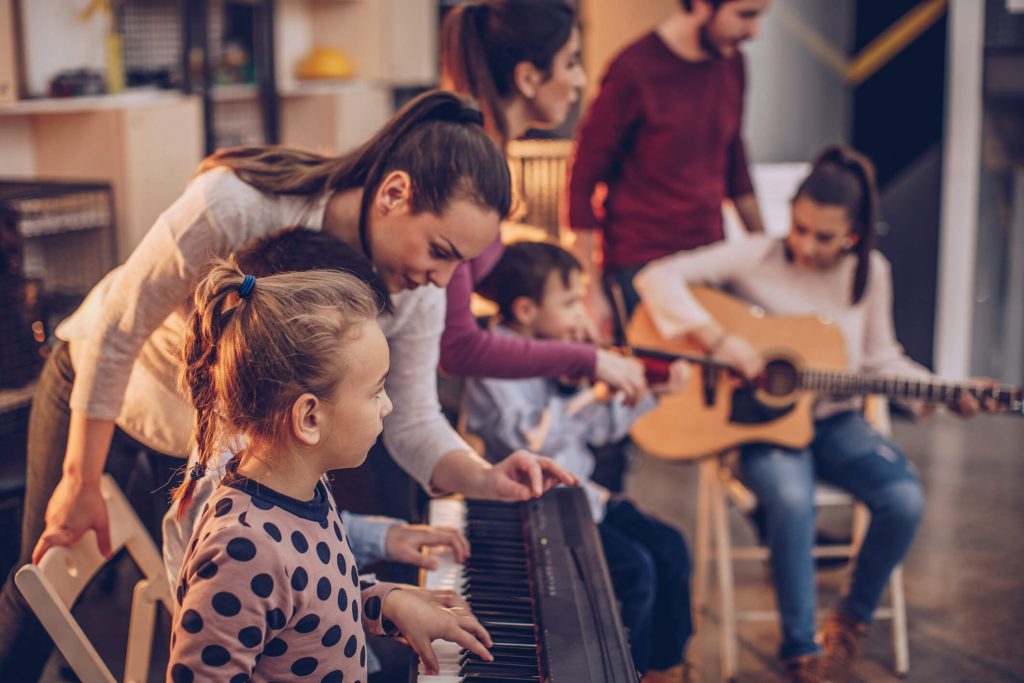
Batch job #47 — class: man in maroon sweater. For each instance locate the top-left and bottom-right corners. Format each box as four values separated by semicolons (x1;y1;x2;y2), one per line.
568;0;769;341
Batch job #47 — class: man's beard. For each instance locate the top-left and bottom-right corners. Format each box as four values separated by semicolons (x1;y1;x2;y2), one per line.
698;20;727;58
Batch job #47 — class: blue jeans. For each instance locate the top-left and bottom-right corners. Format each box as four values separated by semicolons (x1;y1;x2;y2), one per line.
740;411;925;660
599;497;693;673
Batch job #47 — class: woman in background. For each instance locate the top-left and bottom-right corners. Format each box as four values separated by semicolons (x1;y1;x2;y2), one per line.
439;0;649;399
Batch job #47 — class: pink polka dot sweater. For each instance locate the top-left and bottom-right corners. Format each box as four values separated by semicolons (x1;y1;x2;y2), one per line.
168;475;399;683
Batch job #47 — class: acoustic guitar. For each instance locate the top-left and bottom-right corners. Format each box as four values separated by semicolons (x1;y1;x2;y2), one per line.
625;287;1024;461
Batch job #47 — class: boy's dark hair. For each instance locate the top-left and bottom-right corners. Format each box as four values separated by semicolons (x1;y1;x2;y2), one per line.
476;240;580;322
235;226;393;314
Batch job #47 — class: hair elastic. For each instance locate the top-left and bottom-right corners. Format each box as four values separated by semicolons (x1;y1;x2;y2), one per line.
238;274;256;298
189;462;207;482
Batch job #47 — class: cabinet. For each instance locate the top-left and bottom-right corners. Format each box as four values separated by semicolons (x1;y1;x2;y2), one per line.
0;92;204;260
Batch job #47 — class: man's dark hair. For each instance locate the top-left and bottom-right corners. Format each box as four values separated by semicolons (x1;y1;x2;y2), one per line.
235;226;392;314
476;240;581;322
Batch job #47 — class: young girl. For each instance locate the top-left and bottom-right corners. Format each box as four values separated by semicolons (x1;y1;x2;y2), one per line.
1;90;573;680
169;262;493;682
634;145;986;683
438;0;649;399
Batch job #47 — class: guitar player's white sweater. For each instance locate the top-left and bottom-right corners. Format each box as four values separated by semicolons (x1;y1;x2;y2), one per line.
634;235;931;418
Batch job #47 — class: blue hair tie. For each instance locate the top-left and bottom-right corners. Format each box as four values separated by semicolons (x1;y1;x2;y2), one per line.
189;462;206;481
238;274;256;298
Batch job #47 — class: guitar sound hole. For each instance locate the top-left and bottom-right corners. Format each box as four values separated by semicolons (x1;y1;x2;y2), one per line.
762;358;798;396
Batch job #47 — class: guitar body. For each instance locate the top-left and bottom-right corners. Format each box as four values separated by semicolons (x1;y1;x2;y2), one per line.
627;287;848;460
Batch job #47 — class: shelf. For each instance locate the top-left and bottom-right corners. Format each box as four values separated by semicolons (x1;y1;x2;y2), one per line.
0;89;193;116
208;83;260;102
0;381;36;414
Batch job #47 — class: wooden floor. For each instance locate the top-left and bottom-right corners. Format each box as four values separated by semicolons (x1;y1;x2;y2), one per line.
38;412;1024;682
625;411;1024;683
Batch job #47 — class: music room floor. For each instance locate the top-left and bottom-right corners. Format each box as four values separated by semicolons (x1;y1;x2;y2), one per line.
626;411;1024;683
38;412;1024;682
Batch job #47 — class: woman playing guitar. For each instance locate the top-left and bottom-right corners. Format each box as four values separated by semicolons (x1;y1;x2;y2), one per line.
633;145;994;683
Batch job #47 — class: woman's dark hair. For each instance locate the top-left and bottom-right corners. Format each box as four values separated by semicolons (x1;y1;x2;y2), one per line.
441;0;576;145
197;90;512;259
477;240;581;322
793;144;879;304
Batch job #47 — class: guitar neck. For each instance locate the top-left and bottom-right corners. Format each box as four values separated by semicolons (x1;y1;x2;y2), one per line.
799;370;1024;412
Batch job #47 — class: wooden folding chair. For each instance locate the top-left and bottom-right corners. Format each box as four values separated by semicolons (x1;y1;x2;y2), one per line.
15;474;173;683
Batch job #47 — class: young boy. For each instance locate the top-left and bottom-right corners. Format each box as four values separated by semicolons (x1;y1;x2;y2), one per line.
467;241;694;683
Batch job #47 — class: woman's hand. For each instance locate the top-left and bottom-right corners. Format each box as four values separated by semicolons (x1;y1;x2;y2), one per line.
482;451;579;501
712;334;764;381
385;524;470;570
651;360;692;395
382;588;493;675
32;476;110;564
595;350;649;405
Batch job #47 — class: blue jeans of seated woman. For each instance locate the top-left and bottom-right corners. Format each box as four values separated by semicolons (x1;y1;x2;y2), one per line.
741;411;925;661
599;497;693;673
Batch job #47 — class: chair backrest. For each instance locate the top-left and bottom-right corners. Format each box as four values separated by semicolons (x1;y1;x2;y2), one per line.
15;474;173;683
506;139;575;236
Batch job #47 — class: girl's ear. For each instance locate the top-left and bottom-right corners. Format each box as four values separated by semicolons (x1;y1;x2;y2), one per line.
375;170;413;216
512;60;543;100
290;393;322;446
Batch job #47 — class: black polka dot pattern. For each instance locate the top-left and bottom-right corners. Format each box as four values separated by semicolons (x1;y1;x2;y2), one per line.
238;625;262;648
266;608;286;630
316;542;331;564
227;537;257;562
251;573;273;598
214;498;233;517
295;613;321;633
202;644;230;667
321;625;341;647
212;592;241;617
170;663;194;683
291;567;308;591
363;596;381;621
292;656;319;676
196;560;218;580
169;487;387;683
264;636;288;657
181;609;203;634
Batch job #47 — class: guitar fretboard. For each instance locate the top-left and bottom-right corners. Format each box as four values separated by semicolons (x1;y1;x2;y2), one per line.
798;370;1022;411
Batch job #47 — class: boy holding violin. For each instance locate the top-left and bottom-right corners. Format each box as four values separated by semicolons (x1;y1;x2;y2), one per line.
465;241;695;683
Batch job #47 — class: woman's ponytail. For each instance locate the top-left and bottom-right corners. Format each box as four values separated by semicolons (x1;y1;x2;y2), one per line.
795;144;880;304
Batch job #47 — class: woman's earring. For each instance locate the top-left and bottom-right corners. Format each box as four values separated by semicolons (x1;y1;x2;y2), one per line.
843;239;854;250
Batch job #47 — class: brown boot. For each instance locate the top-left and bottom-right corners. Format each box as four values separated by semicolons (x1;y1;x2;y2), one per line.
783;654;825;683
820;611;869;683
